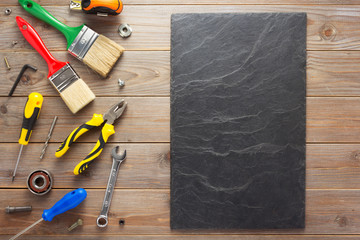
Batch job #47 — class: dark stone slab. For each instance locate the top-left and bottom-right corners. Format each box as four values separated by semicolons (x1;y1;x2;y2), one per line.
170;13;307;229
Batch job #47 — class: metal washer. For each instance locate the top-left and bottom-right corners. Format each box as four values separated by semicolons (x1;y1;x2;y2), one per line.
118;24;132;38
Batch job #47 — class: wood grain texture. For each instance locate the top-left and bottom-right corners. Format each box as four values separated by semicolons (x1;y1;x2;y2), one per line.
1;189;360;235
307;97;360;143
3;97;360;143
0;97;170;143
2;0;360;6
2;0;360;238
1;235;359;240
3;51;360;98
306;144;360;189
1;143;360;190
0;143;170;188
2;5;360;51
307;51;360;97
0;51;170;97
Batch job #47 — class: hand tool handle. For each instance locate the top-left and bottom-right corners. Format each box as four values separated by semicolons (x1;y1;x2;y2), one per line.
73;123;115;175
55;114;104;158
42;188;87;221
19;92;43;145
82;0;123;15
16;16;66;78
18;0;84;49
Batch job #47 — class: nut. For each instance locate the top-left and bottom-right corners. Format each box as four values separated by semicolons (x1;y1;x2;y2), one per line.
4;8;11;15
118;24;132;38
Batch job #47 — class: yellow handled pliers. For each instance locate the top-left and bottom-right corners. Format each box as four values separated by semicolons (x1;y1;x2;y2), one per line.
55;99;127;175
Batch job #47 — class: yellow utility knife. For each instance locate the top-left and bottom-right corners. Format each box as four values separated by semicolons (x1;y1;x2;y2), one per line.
55;99;127;175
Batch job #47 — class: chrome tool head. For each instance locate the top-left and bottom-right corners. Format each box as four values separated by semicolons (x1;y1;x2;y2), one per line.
111;146;126;162
103;99;127;125
68;25;99;60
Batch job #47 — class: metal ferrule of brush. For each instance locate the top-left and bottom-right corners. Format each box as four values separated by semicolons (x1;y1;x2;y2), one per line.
48;63;80;92
68;26;99;60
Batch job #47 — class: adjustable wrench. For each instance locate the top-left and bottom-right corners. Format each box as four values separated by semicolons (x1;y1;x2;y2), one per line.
97;146;126;227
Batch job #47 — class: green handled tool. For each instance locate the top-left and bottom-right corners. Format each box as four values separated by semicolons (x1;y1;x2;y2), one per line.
18;0;84;49
12;92;43;182
55;99;127;175
18;0;125;78
9;188;87;240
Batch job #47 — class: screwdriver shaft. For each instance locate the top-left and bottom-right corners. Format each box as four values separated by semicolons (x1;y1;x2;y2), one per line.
12;145;24;182
9;218;43;240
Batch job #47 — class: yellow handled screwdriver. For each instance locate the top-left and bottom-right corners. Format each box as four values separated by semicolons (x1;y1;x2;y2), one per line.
12;92;43;182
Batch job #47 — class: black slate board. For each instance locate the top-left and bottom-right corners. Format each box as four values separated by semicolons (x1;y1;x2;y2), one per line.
170;13;307;229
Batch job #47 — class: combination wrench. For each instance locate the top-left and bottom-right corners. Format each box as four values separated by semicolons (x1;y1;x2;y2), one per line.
97;146;126;227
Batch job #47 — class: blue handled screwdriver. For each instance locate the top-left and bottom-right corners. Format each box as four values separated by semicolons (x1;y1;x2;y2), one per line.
9;188;87;240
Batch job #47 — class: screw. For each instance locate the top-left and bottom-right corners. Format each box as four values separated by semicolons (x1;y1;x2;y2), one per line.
4;56;11;70
4;8;11;15
118;79;125;87
68;218;83;232
12;41;18;46
119;218;125;225
5;206;32;213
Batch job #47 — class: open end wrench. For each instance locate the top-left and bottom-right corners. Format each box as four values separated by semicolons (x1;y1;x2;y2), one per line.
97;146;126;227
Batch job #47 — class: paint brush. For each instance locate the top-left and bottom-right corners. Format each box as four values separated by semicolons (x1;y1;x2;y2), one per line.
16;16;95;114
18;0;124;78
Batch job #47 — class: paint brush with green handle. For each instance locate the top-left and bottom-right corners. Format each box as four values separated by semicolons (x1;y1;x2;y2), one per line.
18;0;124;78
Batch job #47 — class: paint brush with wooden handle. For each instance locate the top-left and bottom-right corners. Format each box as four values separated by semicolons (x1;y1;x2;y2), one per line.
16;16;95;114
18;0;124;78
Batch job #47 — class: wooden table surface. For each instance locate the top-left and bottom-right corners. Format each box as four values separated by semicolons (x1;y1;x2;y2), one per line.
1;0;360;239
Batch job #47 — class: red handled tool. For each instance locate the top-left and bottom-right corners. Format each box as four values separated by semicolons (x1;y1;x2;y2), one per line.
16;17;67;79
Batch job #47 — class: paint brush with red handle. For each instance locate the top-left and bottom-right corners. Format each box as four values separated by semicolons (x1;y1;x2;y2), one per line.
16;16;95;114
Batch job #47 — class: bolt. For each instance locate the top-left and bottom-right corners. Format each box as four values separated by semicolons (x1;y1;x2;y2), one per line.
12;41;18;46
4;56;11;70
118;79;125;87
68;218;83;231
5;206;32;213
119;218;125;225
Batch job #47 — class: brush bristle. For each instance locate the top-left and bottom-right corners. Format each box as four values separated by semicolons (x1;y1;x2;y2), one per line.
83;35;124;78
60;79;96;114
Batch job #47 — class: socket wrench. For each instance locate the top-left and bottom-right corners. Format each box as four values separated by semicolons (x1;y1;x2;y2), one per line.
97;146;126;227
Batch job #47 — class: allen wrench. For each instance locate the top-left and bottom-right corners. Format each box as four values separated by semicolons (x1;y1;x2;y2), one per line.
8;64;37;96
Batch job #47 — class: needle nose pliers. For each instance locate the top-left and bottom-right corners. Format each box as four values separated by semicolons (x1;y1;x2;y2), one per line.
55;99;127;175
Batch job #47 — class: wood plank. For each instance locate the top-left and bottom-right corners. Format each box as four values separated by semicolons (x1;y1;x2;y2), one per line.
2;143;360;190
4;97;360;143
3;0;360;6
1;235;359;240
0;143;170;188
0;97;170;143
306;144;360;189
2;5;360;51
307;51;360;97
0;51;170;97
1;189;360;235
2;51;360;98
307;97;360;143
